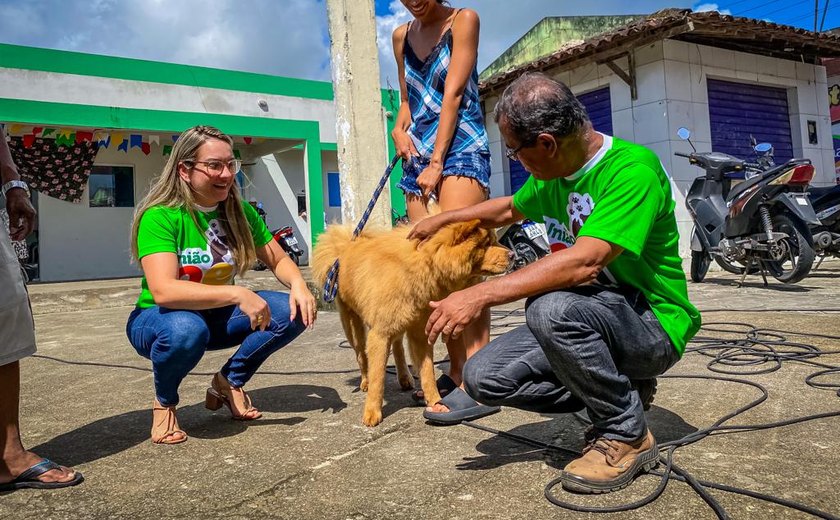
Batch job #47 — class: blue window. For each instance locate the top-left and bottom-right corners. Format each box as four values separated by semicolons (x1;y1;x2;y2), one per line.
327;172;341;207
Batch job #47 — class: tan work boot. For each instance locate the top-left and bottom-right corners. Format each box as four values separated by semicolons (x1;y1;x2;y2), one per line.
561;429;658;493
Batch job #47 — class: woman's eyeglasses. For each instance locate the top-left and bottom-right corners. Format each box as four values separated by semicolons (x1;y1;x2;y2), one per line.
183;159;241;176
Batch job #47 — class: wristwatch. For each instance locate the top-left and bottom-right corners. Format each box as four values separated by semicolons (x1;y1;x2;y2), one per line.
1;180;29;198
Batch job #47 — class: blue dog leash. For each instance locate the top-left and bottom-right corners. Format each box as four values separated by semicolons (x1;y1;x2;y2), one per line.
322;154;401;303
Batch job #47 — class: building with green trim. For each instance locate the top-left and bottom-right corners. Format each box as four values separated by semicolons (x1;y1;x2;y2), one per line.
0;43;403;282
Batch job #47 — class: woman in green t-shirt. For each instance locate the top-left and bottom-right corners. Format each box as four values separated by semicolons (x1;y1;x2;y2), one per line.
126;125;316;445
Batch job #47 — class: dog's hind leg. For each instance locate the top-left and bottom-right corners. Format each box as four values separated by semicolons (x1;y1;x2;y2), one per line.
362;329;390;427
339;304;369;391
390;336;414;391
406;328;442;407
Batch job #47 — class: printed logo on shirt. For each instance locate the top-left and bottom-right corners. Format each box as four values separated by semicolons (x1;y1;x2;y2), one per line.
567;192;595;236
177;218;236;285
544;217;575;252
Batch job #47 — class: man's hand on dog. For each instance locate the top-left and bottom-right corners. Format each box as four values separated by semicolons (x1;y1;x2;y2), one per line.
407;213;447;244
426;287;484;344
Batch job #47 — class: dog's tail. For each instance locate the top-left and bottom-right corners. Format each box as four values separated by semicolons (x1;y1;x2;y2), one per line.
311;224;355;286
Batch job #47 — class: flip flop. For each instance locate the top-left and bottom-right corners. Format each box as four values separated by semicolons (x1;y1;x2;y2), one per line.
0;459;84;492
423;387;501;426
411;373;459;406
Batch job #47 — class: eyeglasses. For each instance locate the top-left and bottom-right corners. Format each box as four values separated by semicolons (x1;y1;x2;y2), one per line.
183;159;241;176
505;140;535;162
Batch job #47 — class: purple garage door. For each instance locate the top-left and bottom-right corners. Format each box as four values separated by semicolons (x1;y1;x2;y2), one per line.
707;78;794;165
509;86;613;193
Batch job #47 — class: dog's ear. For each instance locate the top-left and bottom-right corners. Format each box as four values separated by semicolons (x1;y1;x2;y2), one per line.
450;219;482;245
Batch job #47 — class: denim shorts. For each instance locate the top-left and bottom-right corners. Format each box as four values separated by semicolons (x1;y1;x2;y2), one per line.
397;152;491;197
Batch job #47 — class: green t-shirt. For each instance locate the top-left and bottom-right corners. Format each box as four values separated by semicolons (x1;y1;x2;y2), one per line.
134;202;273;308
512;135;700;355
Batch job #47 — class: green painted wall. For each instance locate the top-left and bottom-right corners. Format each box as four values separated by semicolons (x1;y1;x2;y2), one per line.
480;15;643;81
1;43;409;238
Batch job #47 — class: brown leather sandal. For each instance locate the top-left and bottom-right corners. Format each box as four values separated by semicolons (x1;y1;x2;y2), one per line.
205;373;262;421
151;402;187;445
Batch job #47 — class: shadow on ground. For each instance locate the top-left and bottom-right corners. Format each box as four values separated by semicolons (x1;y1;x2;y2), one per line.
455;405;697;472
30;384;345;467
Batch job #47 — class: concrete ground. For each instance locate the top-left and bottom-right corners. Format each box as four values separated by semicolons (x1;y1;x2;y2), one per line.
3;261;840;519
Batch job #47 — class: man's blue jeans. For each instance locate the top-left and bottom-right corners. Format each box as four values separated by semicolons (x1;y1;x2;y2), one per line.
463;286;679;442
126;290;305;406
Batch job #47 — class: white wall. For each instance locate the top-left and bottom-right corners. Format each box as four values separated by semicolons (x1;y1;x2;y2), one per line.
38;146;165;281
484;39;834;258
0;69;339;143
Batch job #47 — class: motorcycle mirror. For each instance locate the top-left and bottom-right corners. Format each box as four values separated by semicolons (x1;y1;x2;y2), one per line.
754;143;772;153
677;127;691;140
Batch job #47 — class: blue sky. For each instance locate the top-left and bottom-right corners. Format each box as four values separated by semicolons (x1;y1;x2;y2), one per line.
0;0;837;86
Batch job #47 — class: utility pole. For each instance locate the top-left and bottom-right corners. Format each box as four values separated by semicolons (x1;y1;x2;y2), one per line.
326;0;392;228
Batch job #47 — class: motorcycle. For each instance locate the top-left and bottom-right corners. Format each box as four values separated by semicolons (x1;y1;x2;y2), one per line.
274;226;304;265
743;137;840;269
254;226;304;270
676;127;818;286
497;219;550;271
807;184;840;266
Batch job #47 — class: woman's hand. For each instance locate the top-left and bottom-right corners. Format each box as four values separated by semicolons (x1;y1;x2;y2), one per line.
416;162;443;199
391;128;418;161
289;280;317;328
235;287;271;331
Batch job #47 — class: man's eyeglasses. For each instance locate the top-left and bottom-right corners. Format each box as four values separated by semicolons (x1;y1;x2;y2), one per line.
183;159;241;176
505;140;535;162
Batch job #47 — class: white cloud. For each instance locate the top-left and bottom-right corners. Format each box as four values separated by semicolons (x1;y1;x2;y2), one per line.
0;0;696;85
693;3;732;15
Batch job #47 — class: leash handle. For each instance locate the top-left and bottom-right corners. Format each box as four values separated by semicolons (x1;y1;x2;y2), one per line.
323;154;401;303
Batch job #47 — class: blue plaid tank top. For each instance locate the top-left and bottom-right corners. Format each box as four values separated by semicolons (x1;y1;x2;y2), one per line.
403;13;489;158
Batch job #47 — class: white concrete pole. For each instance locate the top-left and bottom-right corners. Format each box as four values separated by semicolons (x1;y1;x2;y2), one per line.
326;0;392;228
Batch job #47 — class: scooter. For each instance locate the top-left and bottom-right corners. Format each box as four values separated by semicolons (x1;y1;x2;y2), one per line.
254;226;304;269
744;137;840;269
808;183;840;266
274;226;304;265
677;127;819;286
497;219;550;271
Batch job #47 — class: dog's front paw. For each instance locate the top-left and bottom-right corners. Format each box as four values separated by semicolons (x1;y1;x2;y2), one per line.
362;406;383;427
360;376;369;392
398;373;414;391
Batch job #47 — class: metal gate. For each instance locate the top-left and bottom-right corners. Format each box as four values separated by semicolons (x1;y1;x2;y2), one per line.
707;78;794;165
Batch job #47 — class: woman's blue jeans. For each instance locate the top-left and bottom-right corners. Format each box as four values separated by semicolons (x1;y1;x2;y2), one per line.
126;290;305;406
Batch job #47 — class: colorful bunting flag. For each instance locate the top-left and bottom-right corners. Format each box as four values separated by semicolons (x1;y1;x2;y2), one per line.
42;128;56;137
141;142;151;155
162;145;172;156
244;137;252;145
75;131;93;143
8;124;23;135
117;139;128;152
32;127;43;136
149;135;160;146
233;149;241;159
130;134;142;149
22;134;35;148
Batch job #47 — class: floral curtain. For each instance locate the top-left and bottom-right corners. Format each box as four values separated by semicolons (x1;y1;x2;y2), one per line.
8;137;99;204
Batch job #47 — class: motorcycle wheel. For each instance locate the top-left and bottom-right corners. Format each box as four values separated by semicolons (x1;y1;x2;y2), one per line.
511;238;539;269
763;213;816;284
690;250;711;282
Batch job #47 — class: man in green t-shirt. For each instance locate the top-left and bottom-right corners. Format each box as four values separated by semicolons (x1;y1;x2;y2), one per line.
408;72;700;494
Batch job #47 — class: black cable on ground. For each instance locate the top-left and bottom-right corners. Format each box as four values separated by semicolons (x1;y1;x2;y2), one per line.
463;320;840;519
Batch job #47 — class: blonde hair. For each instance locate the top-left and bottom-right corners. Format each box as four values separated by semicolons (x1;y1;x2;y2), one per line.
130;125;257;275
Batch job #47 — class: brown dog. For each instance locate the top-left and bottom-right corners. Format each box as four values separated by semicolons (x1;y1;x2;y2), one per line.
312;220;511;426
